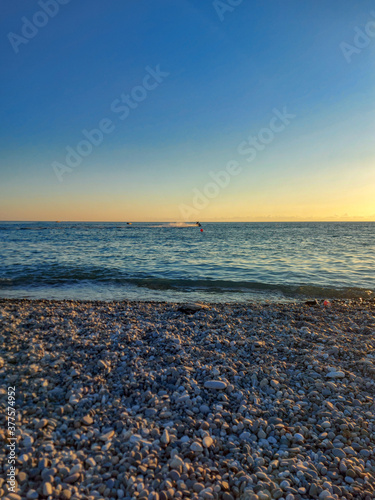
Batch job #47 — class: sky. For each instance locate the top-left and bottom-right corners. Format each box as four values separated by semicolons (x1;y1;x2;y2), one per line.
0;0;374;222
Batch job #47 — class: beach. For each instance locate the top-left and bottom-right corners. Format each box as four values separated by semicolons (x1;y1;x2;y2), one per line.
1;298;375;500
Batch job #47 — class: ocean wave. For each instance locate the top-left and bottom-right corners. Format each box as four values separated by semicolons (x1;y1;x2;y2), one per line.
0;274;373;300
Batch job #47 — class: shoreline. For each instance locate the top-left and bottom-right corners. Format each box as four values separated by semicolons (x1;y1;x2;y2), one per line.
1;299;374;499
1;297;375;305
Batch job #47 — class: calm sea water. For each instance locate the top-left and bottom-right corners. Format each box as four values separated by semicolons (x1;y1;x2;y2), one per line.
0;221;374;303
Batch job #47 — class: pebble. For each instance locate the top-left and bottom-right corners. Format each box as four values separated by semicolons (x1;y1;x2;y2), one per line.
294;433;304;442
326;371;345;378
332;448;346;458
100;430;115;441
26;492;39;500
85;457;96;467
43;483;53;496
169;455;184;469
190;442;203;452
160;429;170;445
203;436;213;448
81;415;93;425
204;380;227;390
65;473;80;483
22;436;34;447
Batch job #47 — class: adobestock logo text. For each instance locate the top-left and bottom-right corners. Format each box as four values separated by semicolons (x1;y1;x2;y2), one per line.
179;106;295;220
340;11;375;63
8;0;72;54
52;65;169;182
237;107;295;162
213;0;243;22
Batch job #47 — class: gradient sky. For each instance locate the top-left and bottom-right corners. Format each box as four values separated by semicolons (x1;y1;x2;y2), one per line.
1;0;374;221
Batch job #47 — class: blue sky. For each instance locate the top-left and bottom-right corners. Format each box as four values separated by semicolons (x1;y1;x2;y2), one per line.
0;0;374;221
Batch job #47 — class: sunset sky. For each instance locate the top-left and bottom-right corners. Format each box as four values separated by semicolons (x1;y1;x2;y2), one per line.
1;0;374;221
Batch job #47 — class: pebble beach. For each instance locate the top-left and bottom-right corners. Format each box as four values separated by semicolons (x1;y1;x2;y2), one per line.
1;298;375;500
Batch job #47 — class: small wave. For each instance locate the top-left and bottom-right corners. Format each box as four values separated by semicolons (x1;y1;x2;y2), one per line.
130;278;373;299
0;274;373;300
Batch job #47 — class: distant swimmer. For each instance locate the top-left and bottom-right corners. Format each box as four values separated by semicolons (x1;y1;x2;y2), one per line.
195;222;202;227
127;222;132;225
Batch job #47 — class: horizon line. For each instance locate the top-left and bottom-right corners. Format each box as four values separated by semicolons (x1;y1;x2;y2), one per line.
1;219;375;223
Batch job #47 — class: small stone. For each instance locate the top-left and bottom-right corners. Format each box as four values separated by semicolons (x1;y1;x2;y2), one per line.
61;490;72;500
161;429;170;445
203;436;213;448
309;484;318;497
69;394;80;405
360;449;370;457
169;470;180;481
19;454;29;464
18;472;28;483
69;464;81;475
190;441;203;452
319;491;331;500
145;408;158;417
170;455;184;469
332;448;346;458
178;303;209;314
260;378;268;388
43;483;53;496
23;435;34;447
65;473;80;483
85;457;96;467
272;489;283;499
258;491;272;500
100;429;115;441
326;371;345;379
36;418;48;429
343;446;355;455
204;380;227;390
222;494;234;500
346;469;356;478
26;491;39;499
81;415;93;425
294;433;304;442
193;483;205;493
200;404;210;414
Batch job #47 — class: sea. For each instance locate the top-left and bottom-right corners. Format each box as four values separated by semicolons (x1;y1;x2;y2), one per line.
0;221;374;303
